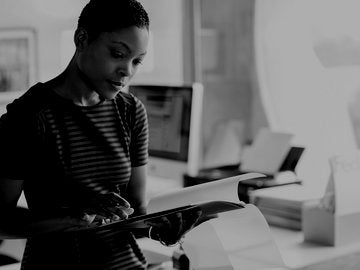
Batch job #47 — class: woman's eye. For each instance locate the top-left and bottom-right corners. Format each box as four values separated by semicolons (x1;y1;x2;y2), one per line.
133;58;143;66
111;51;125;59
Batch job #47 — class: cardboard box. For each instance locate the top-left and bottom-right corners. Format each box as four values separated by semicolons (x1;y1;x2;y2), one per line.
303;152;360;246
303;200;360;246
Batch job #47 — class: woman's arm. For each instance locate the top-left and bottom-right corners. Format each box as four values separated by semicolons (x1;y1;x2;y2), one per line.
125;166;203;244
125;165;150;238
0;178;28;239
126;165;147;217
0;178;88;239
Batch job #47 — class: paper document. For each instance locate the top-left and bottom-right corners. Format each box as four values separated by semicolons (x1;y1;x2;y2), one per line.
147;173;264;213
182;205;286;270
240;128;293;175
147;172;285;269
87;201;244;231
77;173;264;233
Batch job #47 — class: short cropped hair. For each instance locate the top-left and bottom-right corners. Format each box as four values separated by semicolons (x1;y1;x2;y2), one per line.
77;0;149;42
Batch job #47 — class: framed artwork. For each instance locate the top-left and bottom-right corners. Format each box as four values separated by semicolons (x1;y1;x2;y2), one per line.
0;28;36;101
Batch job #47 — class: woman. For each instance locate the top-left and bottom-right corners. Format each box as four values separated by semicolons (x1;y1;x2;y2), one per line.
0;0;198;269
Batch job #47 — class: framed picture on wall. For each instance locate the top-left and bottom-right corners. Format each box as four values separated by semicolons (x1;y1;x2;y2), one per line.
0;28;36;100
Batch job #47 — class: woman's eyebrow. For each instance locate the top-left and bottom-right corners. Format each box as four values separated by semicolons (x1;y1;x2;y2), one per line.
111;41;131;53
111;41;147;57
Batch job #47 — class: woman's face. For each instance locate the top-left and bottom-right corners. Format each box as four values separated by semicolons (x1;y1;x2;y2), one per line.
77;26;149;100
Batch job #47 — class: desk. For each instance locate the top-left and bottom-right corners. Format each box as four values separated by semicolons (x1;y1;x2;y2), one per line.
271;227;360;270
3;227;360;270
143;175;360;269
139;226;360;270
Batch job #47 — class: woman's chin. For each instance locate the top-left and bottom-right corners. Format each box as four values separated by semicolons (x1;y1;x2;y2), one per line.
99;89;121;100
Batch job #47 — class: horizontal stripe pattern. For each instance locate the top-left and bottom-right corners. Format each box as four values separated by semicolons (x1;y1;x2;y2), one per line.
20;92;148;270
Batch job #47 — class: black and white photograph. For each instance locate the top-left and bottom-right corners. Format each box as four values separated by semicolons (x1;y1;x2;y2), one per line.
1;1;360;270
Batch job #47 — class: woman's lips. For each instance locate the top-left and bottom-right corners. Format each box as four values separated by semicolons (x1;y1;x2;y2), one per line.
107;80;125;89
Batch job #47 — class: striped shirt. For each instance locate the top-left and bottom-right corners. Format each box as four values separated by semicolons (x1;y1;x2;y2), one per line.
0;83;149;269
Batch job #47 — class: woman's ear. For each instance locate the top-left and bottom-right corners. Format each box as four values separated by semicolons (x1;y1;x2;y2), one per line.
74;28;89;51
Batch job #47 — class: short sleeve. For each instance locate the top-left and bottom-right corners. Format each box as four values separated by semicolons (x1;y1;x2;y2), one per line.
0;102;42;180
130;96;148;167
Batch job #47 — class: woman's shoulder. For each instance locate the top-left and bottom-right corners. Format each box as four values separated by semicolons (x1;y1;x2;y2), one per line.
5;82;54;116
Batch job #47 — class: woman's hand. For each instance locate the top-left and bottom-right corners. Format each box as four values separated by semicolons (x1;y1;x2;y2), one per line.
79;192;134;225
0;192;134;237
45;192;135;233
146;208;215;246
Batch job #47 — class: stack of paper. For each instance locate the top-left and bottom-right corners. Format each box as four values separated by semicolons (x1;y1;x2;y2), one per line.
249;184;321;230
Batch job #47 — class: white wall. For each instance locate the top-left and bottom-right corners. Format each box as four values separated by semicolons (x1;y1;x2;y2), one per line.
0;0;187;85
255;0;360;190
0;0;88;82
135;0;186;85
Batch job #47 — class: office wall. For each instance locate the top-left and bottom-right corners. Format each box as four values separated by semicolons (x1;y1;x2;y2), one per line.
134;0;188;85
0;0;265;166
0;0;187;85
0;0;87;82
200;0;268;151
254;0;360;189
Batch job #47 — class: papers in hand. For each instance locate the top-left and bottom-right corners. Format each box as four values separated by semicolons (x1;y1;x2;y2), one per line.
95;201;245;231
91;173;264;232
147;172;264;213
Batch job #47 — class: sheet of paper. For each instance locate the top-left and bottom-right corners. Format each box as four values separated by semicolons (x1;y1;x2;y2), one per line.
240;128;293;175
147;173;264;213
182;205;286;270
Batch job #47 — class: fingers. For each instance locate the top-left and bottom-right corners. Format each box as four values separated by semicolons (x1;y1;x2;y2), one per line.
98;206;134;222
146;209;202;246
85;206;134;224
42;192;134;234
99;192;131;208
111;206;134;219
83;192;133;225
178;210;202;236
175;213;183;237
81;213;97;224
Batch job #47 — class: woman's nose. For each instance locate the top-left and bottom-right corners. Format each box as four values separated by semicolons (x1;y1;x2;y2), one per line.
117;61;132;77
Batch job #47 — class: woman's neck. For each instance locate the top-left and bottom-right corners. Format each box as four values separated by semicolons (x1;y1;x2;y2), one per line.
52;57;102;107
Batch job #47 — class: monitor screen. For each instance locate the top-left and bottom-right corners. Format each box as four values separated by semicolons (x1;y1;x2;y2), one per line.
129;83;203;181
130;85;191;161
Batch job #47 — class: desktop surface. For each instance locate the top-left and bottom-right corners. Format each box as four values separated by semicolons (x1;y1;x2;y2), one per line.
138;225;360;270
270;226;360;270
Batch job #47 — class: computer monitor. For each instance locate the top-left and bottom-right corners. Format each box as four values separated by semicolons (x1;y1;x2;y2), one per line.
129;83;204;182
